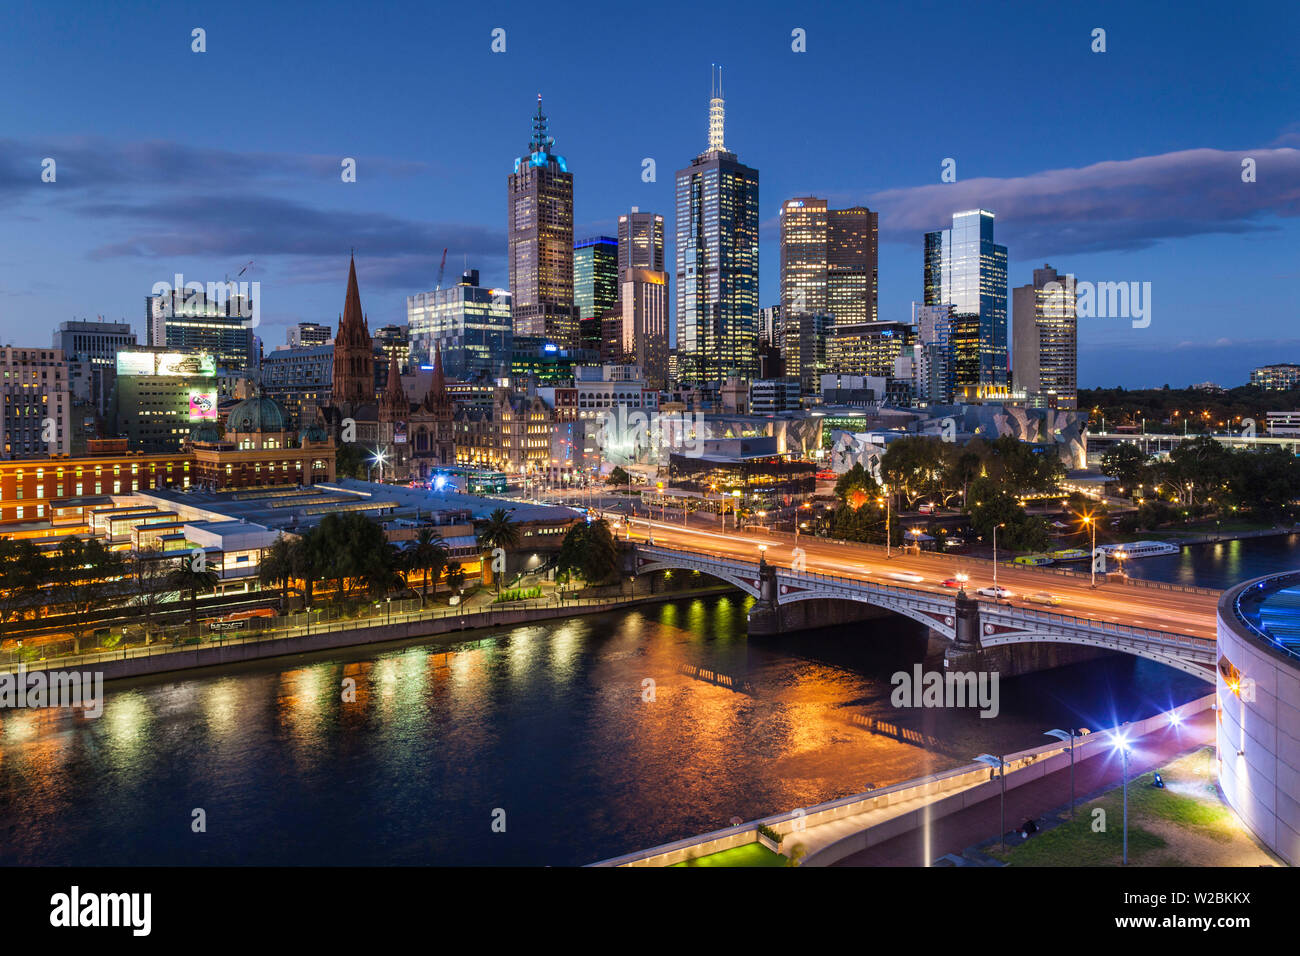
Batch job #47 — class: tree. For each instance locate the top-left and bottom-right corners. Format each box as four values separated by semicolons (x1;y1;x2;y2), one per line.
968;477;1051;553
445;563;466;595
52;537;126;653
290;531;325;606
259;534;296;610
834;463;880;508
126;545;177;639
879;437;947;508
478;508;521;593
1099;442;1151;490
606;466;630;487
557;519;620;586
334;441;369;480
0;538;47;647
408;527;448;602
166;552;220;628
1159;435;1232;507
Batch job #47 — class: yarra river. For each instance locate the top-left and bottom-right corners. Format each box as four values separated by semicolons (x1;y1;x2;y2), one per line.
0;535;1295;866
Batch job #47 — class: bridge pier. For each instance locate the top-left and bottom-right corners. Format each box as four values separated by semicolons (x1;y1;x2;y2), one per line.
943;590;1115;676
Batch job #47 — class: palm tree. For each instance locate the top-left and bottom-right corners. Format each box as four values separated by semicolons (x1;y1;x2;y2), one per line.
477;508;521;593
409;527;448;604
167;556;221;628
259;534;296;610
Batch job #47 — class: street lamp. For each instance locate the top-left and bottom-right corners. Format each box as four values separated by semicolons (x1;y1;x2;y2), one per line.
1044;729;1077;818
992;522;1005;592
878;487;891;558
1081;513;1097;588
758;543;768;566
974;754;1006;849
1112;732;1132;864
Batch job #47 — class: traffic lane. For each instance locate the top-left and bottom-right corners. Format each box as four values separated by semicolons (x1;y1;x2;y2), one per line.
628;523;1218;637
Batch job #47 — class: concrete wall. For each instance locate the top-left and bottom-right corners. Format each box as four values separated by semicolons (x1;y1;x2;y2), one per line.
1217;580;1300;867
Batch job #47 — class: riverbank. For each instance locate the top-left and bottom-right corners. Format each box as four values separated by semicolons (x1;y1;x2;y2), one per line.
7;583;741;684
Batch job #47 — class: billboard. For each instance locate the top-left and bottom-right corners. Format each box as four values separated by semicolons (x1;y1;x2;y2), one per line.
188;390;218;421
116;351;216;377
116;352;155;376
394;420;407;444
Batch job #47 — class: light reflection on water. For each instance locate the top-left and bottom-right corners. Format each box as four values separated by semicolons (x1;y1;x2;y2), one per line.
0;592;1206;866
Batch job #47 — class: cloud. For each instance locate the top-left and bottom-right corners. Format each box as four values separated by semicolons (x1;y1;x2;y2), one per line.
863;147;1300;255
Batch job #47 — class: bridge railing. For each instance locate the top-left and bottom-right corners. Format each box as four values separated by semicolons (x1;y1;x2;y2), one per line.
640;544;1208;647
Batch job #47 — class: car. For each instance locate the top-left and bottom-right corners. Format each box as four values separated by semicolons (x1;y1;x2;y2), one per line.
944;537;965;548
975;585;1013;599
1026;591;1062;606
941;577;967;588
888;571;924;584
918;502;935;514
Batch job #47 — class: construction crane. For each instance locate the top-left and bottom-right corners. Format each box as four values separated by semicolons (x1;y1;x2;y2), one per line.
436;248;448;289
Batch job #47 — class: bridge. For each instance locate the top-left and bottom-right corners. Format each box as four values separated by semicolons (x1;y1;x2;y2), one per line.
633;543;1217;680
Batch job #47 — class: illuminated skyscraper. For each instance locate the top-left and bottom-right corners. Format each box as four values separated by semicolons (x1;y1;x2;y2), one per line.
675;67;760;385
923;209;1008;391
573;237;618;321
780;198;878;325
1012;264;1078;409
617;209;664;283
508;96;579;348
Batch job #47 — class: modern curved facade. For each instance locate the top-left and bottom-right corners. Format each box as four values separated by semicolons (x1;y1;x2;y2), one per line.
1217;573;1300;866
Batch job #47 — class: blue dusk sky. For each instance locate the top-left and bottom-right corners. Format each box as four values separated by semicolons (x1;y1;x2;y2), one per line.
1;0;1297;387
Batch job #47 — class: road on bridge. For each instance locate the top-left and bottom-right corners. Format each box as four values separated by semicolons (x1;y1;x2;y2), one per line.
618;518;1220;641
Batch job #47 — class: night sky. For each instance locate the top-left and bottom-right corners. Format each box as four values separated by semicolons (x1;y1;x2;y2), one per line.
2;0;1297;386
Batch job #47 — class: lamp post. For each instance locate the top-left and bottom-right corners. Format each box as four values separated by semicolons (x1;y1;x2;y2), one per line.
974;754;1006;849
1113;732;1131;864
992;522;1005;592
1082;513;1097;588
1045;729;1077;818
879;489;891;558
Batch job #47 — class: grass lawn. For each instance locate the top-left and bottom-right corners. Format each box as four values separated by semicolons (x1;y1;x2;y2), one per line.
988;748;1278;867
670;842;788;867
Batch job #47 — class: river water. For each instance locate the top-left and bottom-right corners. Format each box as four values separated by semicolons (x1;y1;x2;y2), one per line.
0;575;1217;866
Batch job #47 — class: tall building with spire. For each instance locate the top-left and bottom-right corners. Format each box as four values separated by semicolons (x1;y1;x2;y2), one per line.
508;95;579;349
332;254;376;407
675;66;760;386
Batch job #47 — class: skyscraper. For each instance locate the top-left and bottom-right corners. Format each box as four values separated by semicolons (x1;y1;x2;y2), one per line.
1012;264;1078;409
779;198;878;325
573;237;618;321
407;269;513;382
923;209;1008;392
605;268;669;389
617;208;665;282
675;67;760;386
508;96;579;349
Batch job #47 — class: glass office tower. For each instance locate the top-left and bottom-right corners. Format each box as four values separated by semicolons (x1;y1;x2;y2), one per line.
407;270;512;382
780;198;878;325
923;209;1008;390
573;237;618;321
675;69;760;385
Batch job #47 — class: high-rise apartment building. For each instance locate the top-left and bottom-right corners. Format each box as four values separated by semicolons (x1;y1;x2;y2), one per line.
829;320;914;379
604;269;669;389
1012;264;1078;409
146;287;255;374
508;96;579;349
923;209;1008;391
779;198;878;325
675;69;760;386
288;322;332;348
573;237;618;322
913;302;953;404
0;347;71;458
407;270;513;383
617;208;665;282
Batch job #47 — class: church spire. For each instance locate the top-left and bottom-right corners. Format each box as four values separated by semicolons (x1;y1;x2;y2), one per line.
429;341;448;405
341;253;364;336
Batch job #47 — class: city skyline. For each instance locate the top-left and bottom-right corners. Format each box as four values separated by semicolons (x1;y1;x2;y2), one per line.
2;0;1298;387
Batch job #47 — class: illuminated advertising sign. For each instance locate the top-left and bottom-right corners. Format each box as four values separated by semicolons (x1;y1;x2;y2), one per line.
157;352;216;377
394;420;407;444
116;351;217;377
188;390;218;421
116;352;156;376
